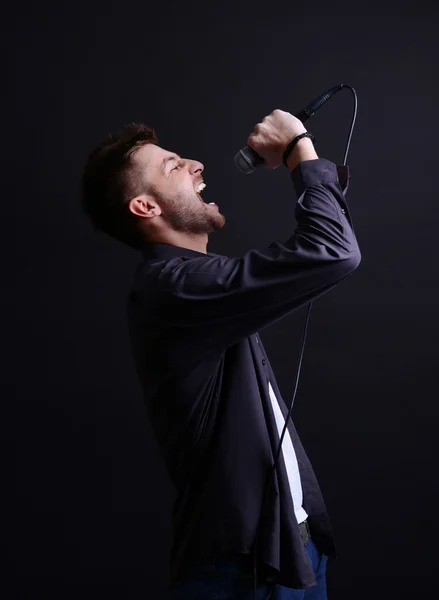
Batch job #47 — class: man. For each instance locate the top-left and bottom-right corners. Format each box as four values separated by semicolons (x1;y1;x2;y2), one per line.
81;110;361;599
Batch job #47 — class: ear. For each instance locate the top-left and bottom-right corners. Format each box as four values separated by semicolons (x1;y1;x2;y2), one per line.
128;194;162;219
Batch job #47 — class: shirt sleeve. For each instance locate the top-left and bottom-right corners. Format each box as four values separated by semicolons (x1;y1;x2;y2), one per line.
141;158;361;350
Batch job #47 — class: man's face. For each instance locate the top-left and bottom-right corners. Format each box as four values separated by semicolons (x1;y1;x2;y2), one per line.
131;144;225;235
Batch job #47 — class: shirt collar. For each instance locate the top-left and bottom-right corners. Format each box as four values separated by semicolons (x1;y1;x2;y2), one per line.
141;242;219;261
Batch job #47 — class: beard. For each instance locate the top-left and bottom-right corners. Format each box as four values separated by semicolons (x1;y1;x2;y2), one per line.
154;188;225;235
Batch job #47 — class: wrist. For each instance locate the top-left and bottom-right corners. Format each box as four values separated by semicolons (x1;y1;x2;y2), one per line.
285;137;318;172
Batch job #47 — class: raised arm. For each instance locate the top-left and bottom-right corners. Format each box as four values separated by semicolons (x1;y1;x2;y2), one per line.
132;110;361;352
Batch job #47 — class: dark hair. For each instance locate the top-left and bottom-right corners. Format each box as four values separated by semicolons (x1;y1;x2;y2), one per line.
81;123;158;248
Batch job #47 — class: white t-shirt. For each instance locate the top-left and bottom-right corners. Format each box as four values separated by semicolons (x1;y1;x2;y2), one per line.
268;381;308;524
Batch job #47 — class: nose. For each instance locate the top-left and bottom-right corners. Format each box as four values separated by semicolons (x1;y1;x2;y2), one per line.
189;160;204;176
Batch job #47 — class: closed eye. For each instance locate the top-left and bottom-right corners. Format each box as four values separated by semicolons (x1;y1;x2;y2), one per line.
163;154;183;175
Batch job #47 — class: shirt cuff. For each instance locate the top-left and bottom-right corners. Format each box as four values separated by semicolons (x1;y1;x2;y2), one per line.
291;158;350;196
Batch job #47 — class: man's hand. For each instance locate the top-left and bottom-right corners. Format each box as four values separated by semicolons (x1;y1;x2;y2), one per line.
247;109;318;171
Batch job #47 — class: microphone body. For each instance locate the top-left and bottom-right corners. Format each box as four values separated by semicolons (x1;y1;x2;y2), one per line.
234;85;343;174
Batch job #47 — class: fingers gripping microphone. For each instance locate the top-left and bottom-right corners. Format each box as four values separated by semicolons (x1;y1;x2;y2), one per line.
234;84;345;174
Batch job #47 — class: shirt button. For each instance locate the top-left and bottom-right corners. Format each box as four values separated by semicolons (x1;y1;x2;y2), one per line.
341;208;346;214
262;359;266;366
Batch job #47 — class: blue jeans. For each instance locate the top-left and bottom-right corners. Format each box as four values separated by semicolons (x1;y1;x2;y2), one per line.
169;539;328;600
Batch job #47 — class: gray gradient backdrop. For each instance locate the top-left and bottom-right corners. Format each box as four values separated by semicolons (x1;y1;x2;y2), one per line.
5;1;439;598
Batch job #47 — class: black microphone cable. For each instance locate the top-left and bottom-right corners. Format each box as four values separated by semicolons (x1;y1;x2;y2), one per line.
246;84;358;600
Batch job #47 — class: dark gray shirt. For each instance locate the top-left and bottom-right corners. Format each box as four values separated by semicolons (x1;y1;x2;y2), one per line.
127;158;361;589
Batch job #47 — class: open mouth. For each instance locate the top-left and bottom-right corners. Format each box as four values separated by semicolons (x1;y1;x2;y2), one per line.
196;181;207;202
195;181;216;206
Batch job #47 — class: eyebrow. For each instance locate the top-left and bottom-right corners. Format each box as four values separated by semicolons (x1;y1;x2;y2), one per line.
162;155;181;171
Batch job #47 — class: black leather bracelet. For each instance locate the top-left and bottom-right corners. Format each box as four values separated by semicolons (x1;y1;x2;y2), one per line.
282;132;315;167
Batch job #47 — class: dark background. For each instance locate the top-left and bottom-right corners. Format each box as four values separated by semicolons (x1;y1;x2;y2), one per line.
5;1;439;598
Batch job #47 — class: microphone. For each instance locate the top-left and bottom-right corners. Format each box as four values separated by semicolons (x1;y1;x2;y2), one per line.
234;84;345;174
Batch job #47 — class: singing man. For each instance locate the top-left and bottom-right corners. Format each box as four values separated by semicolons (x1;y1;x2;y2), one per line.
81;109;361;600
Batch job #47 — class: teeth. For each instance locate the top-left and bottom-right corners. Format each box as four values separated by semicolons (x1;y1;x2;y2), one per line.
196;182;206;193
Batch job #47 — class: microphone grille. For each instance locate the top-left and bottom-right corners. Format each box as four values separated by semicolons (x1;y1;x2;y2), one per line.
234;148;256;174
